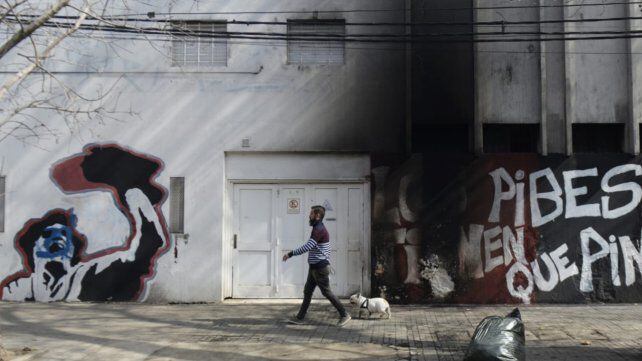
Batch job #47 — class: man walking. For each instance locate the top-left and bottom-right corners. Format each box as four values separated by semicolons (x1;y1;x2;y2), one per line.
282;205;351;327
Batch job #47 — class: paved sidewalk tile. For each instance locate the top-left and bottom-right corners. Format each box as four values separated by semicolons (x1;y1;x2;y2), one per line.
0;302;640;360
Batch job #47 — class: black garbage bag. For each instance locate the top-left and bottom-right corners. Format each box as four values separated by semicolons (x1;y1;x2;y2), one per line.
463;308;525;361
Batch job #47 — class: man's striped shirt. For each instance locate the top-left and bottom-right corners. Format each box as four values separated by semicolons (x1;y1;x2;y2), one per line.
289;222;330;269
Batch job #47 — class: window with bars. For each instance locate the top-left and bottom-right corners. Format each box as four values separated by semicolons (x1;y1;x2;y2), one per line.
171;22;227;67
287;20;345;65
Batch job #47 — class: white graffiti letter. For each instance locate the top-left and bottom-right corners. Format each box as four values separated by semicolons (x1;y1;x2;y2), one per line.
549;243;579;282
404;245;421;285
515;170;525;227
459;225;484;279
399;175;418;223
529;168;563;227
618;236;642;287
609;237;621;287
484;226;503;273
580;227;610;292
502;226;528;266
601;164;642;219
531;253;559;292
564;168;601;218
488;168;515;223
506;262;533;304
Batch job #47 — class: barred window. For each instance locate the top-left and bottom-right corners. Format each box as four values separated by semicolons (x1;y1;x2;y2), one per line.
287;20;345;65
171;22;227;67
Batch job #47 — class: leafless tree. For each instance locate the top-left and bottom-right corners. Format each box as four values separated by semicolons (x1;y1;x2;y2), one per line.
0;0;140;147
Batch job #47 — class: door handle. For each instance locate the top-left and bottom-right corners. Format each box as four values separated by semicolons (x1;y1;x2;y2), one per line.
233;234;237;249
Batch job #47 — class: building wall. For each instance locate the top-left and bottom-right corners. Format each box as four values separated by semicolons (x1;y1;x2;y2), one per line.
369;0;642;304
474;0;639;153
3;1;639;305
0;0;406;302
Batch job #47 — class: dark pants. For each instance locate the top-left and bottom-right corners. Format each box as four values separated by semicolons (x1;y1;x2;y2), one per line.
297;266;347;319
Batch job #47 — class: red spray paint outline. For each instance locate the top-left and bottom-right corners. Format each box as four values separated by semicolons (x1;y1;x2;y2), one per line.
0;143;171;301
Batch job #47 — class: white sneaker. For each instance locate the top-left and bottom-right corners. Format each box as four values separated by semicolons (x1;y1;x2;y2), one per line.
337;314;351;327
287;315;305;325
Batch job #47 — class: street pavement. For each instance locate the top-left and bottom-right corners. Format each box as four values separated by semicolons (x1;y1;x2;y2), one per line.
0;301;640;360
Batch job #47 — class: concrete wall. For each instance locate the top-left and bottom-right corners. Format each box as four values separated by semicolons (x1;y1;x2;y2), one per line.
367;0;642;304
473;0;639;154
0;0;406;302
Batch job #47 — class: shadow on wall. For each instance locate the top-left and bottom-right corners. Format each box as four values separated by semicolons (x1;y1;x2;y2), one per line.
0;143;171;302
371;153;642;304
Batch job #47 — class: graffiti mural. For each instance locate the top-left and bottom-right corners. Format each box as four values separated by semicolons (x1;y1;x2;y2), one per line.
372;154;642;304
0;144;170;302
456;154;642;304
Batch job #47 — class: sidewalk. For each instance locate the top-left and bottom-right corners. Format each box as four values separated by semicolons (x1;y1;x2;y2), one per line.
0;301;640;360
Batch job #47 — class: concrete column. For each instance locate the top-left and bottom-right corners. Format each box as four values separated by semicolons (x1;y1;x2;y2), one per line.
539;0;548;155
542;0;567;154
473;0;483;155
563;4;575;156
627;1;641;155
405;0;412;156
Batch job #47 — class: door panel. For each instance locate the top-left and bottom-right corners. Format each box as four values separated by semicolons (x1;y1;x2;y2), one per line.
233;185;275;298
277;187;308;297
347;187;363;252
346;187;364;295
238;188;272;251
233;183;365;298
238;251;271;285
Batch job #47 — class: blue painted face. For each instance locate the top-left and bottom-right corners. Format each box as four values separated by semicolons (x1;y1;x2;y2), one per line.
34;224;74;260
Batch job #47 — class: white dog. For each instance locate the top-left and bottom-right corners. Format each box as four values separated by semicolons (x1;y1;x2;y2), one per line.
349;293;391;319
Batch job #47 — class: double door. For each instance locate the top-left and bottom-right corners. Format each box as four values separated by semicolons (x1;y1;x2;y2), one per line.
232;183;365;298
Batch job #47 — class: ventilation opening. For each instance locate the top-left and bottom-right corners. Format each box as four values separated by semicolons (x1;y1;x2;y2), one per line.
412;124;469;153
483;124;539;153
0;176;4;232
573;123;624;153
170;177;185;234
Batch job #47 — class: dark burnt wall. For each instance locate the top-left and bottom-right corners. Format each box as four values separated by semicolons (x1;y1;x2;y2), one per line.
411;0;474;154
371;154;642;304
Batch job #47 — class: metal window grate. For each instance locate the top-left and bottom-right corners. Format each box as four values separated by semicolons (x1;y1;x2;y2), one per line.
287;20;345;65
171;22;228;67
0;176;5;232
170;177;185;234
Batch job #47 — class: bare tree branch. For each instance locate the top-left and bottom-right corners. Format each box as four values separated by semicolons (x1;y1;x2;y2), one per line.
0;0;195;146
0;0;70;59
0;6;88;104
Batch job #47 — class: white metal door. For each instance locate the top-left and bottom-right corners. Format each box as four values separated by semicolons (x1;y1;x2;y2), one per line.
232;185;276;298
232;183;365;298
277;186;309;297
